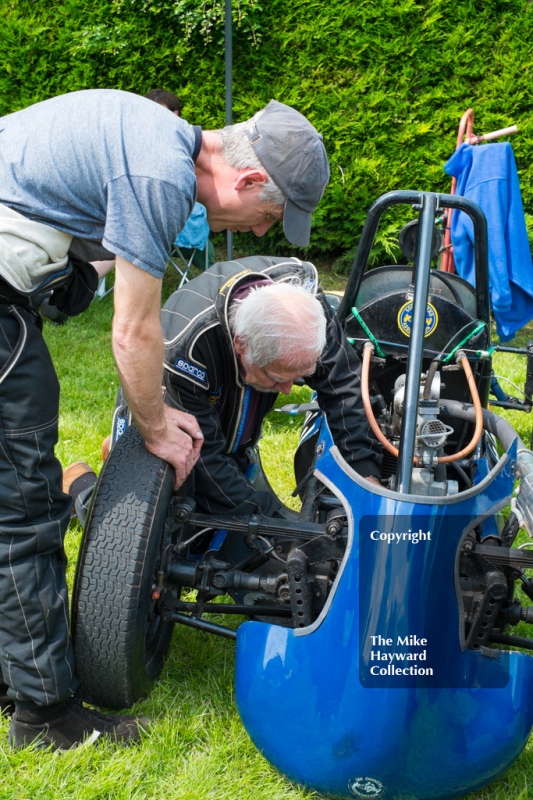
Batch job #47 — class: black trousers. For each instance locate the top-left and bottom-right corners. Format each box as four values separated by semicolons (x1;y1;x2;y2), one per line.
0;302;76;707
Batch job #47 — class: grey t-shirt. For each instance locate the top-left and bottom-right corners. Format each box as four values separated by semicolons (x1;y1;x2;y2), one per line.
0;89;199;277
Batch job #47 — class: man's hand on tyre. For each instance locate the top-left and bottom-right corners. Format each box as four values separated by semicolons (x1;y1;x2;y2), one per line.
144;406;204;488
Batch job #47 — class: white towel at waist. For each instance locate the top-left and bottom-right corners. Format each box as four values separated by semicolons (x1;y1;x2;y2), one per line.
0;203;72;294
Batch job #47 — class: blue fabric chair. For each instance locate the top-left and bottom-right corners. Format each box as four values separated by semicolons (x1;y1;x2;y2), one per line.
169;202;212;287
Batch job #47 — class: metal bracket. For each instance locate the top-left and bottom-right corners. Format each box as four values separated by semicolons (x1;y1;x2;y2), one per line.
287;549;312;628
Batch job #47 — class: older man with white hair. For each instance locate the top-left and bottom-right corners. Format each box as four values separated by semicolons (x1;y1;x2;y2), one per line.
69;256;382;519
156;255;382;517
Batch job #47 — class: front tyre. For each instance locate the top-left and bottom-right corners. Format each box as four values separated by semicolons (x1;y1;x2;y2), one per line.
72;425;175;708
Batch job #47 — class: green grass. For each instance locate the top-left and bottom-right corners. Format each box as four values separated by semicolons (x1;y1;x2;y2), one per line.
3;265;533;799
491;321;533;449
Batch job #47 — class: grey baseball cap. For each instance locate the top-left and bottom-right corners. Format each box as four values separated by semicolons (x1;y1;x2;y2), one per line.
246;100;330;247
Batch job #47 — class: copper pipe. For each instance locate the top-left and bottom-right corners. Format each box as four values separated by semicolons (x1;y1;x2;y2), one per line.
441;110;475;273
361;343;399;457
456;108;475;149
361;344;484;467
438;354;484;463
440;206;455;273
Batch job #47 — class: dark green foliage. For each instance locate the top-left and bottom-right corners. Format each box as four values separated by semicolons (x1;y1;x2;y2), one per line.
1;0;533;264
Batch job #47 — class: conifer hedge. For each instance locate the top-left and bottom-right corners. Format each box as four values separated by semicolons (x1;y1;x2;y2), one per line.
1;0;532;261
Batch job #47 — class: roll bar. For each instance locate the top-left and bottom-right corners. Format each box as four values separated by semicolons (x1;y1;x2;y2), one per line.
337;190;491;493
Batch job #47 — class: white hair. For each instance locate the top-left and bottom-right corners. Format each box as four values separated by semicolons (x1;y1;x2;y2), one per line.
229;282;327;370
219;109;286;207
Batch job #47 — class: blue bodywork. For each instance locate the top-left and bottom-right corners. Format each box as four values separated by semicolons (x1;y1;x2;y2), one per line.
235;425;533;799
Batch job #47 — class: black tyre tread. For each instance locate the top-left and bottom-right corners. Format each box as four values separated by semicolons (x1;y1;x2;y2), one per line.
72;425;174;708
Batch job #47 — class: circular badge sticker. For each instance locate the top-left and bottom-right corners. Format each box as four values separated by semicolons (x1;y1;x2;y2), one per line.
397;301;438;338
348;776;385;798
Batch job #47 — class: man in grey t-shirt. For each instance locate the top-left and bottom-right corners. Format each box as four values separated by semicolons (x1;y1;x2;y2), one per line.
0;89;329;750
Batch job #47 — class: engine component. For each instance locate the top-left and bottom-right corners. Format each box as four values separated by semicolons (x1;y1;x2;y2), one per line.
362;342;485;485
392;371;441;417
410;468;458;497
385;370;458;494
417;418;450;449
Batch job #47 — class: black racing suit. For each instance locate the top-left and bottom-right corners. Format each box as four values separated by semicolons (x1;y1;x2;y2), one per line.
161;256;382;516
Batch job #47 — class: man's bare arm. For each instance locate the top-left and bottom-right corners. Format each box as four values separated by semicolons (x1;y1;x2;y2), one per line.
112;256;203;486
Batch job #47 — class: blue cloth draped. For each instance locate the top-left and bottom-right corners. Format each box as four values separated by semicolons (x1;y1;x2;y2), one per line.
444;142;533;342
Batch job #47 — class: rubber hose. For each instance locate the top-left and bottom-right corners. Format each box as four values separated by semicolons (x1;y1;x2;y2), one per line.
439;398;526;452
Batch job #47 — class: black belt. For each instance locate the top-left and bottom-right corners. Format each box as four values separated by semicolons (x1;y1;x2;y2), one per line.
0;276;32;308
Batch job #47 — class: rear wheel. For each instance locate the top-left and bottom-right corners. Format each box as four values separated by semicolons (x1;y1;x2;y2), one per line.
72;425;175;708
